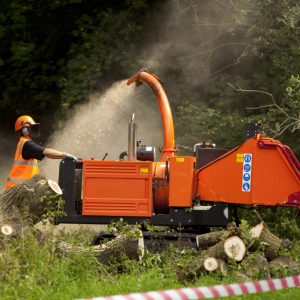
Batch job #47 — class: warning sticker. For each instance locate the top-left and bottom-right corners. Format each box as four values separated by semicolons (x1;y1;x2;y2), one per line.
242;153;252;192
236;153;244;162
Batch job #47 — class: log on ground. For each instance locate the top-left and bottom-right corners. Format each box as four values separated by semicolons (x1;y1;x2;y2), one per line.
249;222;282;260
268;255;300;277
203;257;227;275
57;229;145;265
0;174;62;237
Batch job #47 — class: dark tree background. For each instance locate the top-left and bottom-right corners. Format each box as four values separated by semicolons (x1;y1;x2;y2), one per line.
1;0;300;153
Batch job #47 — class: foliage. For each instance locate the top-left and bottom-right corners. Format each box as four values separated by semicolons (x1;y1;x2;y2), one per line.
175;103;250;152
0;0;150;127
40;194;66;225
0;226;300;299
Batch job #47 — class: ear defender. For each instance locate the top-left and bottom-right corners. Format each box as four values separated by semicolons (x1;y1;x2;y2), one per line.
22;127;29;136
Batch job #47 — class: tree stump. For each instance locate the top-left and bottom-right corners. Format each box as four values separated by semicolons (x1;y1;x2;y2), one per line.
0;174;62;237
249;222;282;260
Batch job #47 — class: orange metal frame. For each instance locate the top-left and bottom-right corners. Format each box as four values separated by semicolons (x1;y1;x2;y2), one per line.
194;134;300;207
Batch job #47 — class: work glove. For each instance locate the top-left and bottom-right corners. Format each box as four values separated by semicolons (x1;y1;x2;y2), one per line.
63;152;78;162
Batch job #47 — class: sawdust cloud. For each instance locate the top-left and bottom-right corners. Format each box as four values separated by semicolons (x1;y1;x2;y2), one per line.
39;80;163;182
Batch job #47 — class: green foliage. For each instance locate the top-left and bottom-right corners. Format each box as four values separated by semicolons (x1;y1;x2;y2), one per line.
0;0;149;126
0;224;300;299
40;194;66;225
238;206;300;240
175;103;250;152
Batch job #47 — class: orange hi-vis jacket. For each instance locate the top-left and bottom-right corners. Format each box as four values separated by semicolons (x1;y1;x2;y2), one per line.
6;137;39;190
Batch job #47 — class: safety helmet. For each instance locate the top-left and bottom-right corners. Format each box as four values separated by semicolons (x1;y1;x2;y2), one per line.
15;115;36;131
15;115;40;137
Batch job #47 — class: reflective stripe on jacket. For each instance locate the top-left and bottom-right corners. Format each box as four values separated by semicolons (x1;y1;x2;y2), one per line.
6;137;39;190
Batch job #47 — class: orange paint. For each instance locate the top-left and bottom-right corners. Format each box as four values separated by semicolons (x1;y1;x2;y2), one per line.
169;156;196;207
82;160;153;217
194;135;300;206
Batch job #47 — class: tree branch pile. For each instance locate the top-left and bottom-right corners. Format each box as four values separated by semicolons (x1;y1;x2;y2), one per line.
177;222;299;283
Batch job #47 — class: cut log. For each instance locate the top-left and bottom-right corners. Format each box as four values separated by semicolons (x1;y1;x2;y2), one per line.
0;174;62;237
196;223;247;250
57;229;145;265
201;240;228;261
204;257;218;271
269;255;300;277
201;236;246;262
196;231;226;248
217;259;228;276
249;222;282;260
203;257;227;275
224;236;246;261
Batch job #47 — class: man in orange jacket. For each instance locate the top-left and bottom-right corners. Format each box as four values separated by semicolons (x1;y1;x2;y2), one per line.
6;115;78;190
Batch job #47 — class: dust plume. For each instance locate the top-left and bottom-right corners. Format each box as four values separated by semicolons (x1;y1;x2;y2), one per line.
39;80;163;182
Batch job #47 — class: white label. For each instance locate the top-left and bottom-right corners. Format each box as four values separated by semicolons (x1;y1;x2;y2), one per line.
242;154;252;192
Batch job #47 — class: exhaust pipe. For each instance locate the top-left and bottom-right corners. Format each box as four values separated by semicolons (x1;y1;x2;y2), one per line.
128;113;137;161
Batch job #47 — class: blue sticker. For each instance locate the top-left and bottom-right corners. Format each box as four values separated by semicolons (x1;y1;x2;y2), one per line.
244;154;252;162
243;173;250;181
243;182;250;191
244;164;251;172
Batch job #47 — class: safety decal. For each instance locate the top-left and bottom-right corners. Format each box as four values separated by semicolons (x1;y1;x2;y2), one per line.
242;153;252;192
236;153;244;162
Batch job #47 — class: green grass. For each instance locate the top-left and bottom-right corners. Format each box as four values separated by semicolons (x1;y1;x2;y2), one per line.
0;227;300;300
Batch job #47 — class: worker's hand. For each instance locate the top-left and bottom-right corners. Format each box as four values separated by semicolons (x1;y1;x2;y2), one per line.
63;152;78;162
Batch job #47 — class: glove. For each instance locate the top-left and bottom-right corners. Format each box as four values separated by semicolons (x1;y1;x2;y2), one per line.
63;152;78;162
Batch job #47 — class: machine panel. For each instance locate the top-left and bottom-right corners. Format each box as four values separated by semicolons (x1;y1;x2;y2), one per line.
82;160;153;217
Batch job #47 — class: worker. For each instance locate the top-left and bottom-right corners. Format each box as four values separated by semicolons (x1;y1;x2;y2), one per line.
6;115;78;190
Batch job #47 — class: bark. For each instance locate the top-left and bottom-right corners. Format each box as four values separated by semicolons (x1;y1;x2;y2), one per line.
249;222;282;260
57;230;145;265
268;255;300;277
196;223;247;250
201;236;246;262
201;240;228;261
0;174;62;237
217;259;228;276
196;231;226;248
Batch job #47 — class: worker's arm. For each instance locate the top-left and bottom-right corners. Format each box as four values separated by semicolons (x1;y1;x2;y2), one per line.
43;148;64;159
43;148;78;161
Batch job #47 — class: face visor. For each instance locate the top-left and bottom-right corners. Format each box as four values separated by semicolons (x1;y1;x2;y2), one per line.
22;121;41;137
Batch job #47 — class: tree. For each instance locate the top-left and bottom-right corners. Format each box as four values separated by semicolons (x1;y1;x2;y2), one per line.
0;0;150;128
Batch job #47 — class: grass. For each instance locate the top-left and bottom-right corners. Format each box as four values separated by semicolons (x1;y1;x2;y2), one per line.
0;226;300;300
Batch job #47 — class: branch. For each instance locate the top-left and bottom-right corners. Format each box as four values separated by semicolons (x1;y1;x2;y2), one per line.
208;45;250;75
227;82;300;137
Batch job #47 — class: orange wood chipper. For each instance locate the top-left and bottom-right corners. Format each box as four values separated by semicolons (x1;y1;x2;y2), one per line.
56;69;300;246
